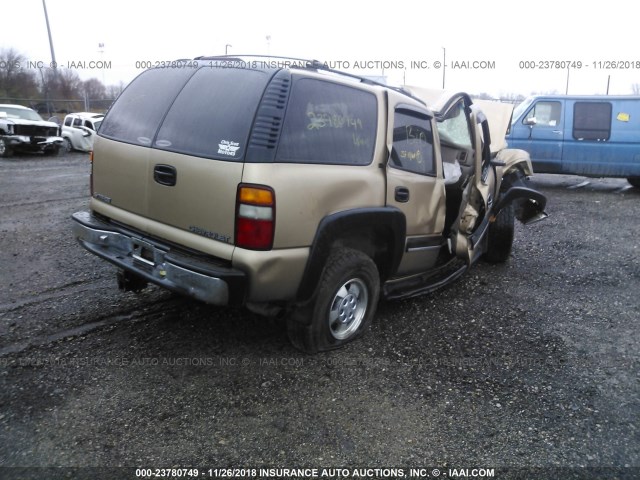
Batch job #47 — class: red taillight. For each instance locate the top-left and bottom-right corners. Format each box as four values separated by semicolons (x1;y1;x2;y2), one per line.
89;151;94;197
235;184;275;250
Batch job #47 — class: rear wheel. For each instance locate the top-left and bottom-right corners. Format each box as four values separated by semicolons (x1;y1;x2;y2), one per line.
484;202;515;263
287;248;380;353
628;177;640;189
0;138;13;158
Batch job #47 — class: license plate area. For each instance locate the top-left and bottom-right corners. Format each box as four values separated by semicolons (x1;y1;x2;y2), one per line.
132;239;157;267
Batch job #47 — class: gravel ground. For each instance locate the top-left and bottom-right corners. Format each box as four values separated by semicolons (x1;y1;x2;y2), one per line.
0;152;638;480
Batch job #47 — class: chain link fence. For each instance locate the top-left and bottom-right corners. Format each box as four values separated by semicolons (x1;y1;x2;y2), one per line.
0;96;114;119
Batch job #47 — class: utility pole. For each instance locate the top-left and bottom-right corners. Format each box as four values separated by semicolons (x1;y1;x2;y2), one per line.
42;0;57;68
99;42;106;87
442;47;446;89
42;0;57;117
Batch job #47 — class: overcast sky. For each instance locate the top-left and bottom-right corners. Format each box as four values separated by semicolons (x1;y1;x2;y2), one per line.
3;0;639;97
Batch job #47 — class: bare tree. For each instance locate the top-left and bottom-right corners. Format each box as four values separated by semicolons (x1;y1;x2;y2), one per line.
0;48;39;99
48;67;83;99
38;67;84;112
105;81;126;99
83;78;106;100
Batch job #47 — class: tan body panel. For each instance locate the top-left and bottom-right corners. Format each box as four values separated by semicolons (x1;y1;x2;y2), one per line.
241;162;386;249
496;148;534;175
232;247;309;302
92;136;150;215
146;149;242;245
384;90;446;236
384;90;447;276
91;137;244;261
384;166;446;236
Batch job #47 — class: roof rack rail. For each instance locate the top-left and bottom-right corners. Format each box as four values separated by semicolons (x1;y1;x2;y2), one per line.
193;54;425;106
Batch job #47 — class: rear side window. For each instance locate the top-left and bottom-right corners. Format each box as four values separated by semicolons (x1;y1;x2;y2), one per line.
276;78;377;165
154;68;269;160
390;109;435;176
99;68;196;146
573;102;612;140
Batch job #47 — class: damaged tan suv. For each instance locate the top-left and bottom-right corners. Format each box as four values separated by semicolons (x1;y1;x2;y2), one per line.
72;56;547;353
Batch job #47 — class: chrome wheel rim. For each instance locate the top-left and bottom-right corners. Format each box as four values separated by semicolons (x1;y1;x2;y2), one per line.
328;278;368;340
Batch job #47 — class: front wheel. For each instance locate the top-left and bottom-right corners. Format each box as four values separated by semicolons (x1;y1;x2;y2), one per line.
44;145;61;156
0;138;13;158
287;248;380;353
63;138;73;153
484;202;515;263
628;177;640;189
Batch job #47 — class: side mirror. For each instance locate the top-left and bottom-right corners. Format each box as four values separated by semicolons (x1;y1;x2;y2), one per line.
524;117;537;126
78;125;93;137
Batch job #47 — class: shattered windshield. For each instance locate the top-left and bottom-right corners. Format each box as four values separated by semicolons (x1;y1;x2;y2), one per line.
437;101;472;149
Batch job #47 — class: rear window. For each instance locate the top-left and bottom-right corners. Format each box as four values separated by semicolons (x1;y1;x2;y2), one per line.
154;68;268;160
99;68;195;146
275;78;377;165
100;67;270;160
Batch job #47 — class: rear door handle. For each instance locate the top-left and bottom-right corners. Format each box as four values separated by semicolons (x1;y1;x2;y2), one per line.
153;164;177;186
395;186;410;203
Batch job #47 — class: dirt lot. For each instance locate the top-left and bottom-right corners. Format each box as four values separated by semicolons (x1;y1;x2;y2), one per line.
0;152;638;480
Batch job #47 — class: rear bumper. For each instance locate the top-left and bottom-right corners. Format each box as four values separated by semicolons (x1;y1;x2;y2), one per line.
71;211;246;305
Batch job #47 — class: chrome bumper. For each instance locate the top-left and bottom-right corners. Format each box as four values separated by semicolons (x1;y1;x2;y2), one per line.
71;211;244;305
7;135;64;147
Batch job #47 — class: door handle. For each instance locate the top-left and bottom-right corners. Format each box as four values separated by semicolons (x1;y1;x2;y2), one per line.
552;130;562;134
153;164;177;186
395;186;410;203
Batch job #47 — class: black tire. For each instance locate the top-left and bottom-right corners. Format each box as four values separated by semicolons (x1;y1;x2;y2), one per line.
44;145;60;156
287;248;380;353
628;177;640;189
63;138;73;153
484;202;515;263
0;138;13;158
